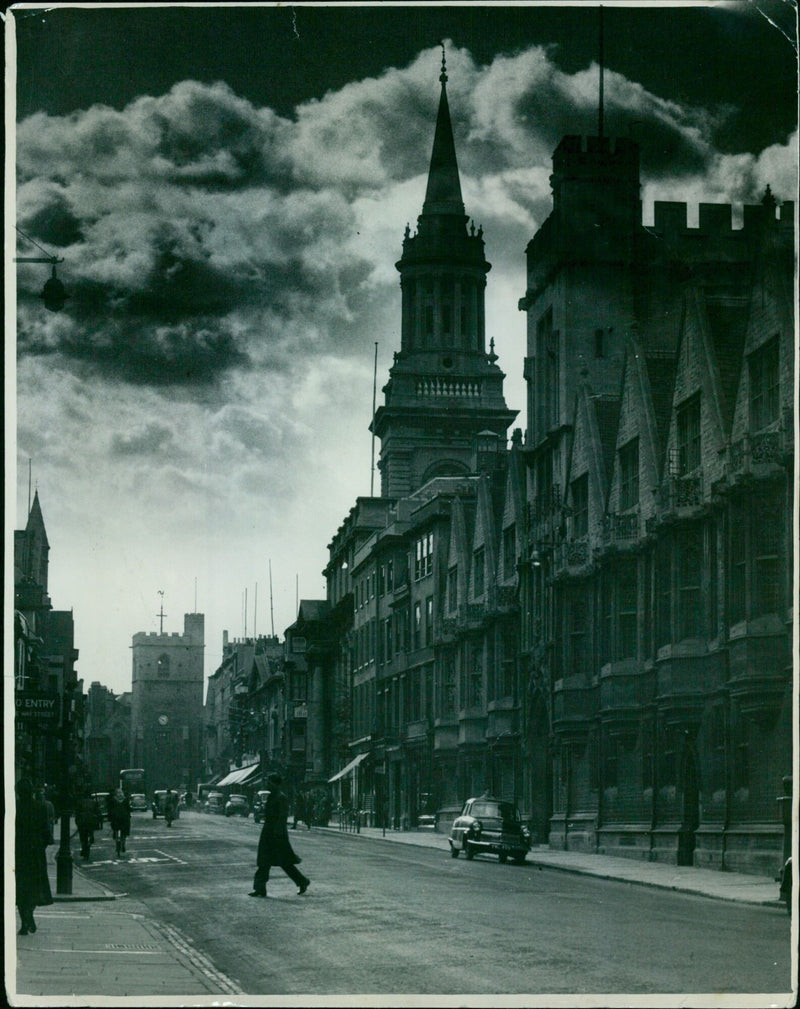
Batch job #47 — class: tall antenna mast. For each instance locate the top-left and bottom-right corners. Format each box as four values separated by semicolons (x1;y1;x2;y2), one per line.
598;5;605;138
370;341;378;496
157;590;167;634
269;560;275;637
254;582;258;639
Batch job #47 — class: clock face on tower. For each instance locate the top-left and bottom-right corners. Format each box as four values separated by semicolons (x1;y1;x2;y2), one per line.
158;714;168;726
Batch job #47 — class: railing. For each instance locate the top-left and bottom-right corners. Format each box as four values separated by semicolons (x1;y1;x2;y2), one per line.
465;603;485;623
414;377;482;398
601;512;639;543
496;586;518;608
728;426;790;475
659;476;702;510
562;538;589;566
336;805;362;833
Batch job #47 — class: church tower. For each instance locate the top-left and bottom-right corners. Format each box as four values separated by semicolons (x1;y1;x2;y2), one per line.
371;49;517;498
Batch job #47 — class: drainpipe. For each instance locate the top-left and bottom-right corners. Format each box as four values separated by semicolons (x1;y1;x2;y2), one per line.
649;715;658;861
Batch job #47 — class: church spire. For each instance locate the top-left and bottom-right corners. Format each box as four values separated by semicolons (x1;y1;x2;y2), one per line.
422;42;465;218
372;48;517;499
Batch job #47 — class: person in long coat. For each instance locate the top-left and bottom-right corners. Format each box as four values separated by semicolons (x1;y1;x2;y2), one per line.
249;773;310;897
15;777;53;935
107;788;132;856
75;789;98;860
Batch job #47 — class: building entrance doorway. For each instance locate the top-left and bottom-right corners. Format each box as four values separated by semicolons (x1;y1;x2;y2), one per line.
527;691;552;844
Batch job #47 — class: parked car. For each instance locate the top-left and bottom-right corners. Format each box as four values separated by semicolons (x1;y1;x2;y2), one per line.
129;793;148;812
152;790;181;820
449;796;530;864
252;790;270;823
203;792;225;814
225;794;250;818
91;792;110;829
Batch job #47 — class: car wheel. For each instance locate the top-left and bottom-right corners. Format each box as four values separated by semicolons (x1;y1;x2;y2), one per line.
450;842;459;858
512;851;526;865
465;839;475;860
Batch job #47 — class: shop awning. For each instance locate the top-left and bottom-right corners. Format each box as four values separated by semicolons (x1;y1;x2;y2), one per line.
328;752;367;783
216;763;261;788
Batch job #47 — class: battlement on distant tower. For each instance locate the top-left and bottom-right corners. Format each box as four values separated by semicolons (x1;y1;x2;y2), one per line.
651;198;795;239
131;612;204;648
552;134;640;174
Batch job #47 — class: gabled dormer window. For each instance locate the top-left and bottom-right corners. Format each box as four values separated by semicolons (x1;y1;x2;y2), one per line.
619;438;639;511
571;474;589;536
677;395;701;475
448;566;458;612
749;336;779;431
502;525;516;579
473;547;485;598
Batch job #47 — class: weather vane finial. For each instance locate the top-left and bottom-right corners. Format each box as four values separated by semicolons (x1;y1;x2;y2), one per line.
439;40;447;85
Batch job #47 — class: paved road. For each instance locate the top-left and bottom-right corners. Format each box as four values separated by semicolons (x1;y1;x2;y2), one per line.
80;810;791;997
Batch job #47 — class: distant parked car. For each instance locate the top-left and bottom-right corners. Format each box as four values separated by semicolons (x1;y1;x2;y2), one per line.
252;790;270;823
129;793;148;812
152;790;181;820
203;792;225;814
449;796;530;864
225;794;250;818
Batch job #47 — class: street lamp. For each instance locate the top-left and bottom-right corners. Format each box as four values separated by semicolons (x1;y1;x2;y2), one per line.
55;682;75;894
14;226;68;311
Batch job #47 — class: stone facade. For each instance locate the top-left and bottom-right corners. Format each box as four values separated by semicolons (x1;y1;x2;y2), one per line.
518;136;794;875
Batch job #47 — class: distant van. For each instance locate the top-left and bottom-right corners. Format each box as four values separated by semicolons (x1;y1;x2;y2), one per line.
203;792;225;815
152;790;180;820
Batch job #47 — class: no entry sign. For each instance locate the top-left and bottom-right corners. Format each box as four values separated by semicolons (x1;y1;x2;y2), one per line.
15;691;60;725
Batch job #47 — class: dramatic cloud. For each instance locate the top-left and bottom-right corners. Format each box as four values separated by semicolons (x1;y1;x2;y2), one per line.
16;42;796;387
14;38;796;693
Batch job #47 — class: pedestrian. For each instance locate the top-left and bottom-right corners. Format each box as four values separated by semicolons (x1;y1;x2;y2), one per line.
15;777;53;935
39;786;56;844
292;791;310;830
108;788;132;856
249;773;310;898
75;789;98;860
164;788;178;826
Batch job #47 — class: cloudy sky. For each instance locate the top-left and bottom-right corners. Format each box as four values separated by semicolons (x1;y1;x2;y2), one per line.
9;2;797;698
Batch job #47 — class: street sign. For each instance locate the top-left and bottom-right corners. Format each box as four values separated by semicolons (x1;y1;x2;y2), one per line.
15;690;60;724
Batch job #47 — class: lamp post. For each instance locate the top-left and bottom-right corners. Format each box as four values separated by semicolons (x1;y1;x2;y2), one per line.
55;683;75;894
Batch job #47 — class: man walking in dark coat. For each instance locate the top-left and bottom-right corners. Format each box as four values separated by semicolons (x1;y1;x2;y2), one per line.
15;777;53;935
249;773;310;897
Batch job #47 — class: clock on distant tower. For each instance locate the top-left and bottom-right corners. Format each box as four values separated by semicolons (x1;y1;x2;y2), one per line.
158;714;168;726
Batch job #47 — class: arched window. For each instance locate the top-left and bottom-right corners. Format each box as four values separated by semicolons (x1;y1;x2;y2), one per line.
157;653;170;677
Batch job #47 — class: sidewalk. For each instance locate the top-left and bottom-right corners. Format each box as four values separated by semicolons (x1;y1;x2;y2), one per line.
319;823;786;907
11;846;243;1002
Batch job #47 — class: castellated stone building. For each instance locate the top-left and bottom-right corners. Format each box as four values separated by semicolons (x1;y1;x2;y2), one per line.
289;55;794;878
130;613;205;791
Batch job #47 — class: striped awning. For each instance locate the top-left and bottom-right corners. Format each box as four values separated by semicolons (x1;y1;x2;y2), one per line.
328;752;367;783
217;763;261;788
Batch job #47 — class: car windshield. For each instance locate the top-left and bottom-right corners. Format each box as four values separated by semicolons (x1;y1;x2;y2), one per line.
470;801;519;821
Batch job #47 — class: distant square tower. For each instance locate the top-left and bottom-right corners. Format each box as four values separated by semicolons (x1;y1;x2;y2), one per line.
130;613;205;790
